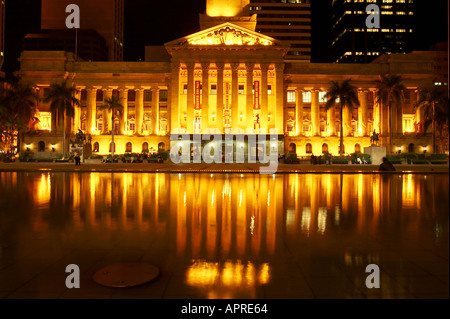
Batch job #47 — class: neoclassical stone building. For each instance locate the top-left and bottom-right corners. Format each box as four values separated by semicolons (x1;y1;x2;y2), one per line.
17;20;435;160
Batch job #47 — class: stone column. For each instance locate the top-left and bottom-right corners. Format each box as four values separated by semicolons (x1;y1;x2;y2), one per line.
170;63;181;132
311;89;320;136
135;88;144;135
186;62;195;134
231;62;240;131
327;100;336;136
412;89;421;133
201;62;210;131
73;88;82;133
295;88;304;136
274;63;284;134
120;88;128;134
358;89;368;136
372;89;380;134
104;88;113;133
260;63;269;133
245;62;254;131
86;87;97;134
216;62;224;133
151;86;160;135
343;105;352;137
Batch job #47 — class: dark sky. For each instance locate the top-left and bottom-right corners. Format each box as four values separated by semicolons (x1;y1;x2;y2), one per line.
2;0;448;78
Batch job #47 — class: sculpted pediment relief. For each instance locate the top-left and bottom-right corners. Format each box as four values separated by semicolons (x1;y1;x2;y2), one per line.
166;23;280;48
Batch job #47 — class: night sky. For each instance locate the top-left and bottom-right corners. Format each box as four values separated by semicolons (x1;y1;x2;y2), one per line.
2;0;448;78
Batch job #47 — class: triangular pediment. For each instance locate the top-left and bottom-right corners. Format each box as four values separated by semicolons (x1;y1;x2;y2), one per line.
165;23;282;47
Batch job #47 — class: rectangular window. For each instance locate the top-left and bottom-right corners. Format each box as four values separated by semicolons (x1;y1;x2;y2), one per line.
183;84;188;94
96;90;103;102
303;124;309;132
303;91;311;103
238;84;245;95
144;90;152;102
160;90;168;102
287;91;296;103
268;85;272;95
211;84;217;94
128;90;136;102
129;123;135;131
319;92;327;103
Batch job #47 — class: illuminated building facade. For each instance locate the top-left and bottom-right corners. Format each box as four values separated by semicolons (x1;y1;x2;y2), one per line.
331;0;416;63
17;0;436;159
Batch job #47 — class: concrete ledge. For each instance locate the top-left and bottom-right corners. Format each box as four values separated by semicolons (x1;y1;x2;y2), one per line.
1;162;448;174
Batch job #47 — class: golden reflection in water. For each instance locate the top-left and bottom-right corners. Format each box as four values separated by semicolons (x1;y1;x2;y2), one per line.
4;171;443;296
186;259;271;298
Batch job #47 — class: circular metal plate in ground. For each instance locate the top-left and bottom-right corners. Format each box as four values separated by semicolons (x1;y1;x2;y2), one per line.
93;263;160;288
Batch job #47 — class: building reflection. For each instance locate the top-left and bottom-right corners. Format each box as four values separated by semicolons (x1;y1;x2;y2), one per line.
1;171;443;296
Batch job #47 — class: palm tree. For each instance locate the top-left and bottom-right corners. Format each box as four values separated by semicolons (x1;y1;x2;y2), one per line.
325;79;360;158
416;85;449;153
376;74;406;154
0;82;39;156
99;94;123;159
43;81;80;158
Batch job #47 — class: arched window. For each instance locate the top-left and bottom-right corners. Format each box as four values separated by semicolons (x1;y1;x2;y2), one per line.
355;143;361;153
93;142;99;153
158;142;165;152
322;143;328;154
125;142;132;153
109;142;116;153
408;143;414;153
289;143;296;153
306;143;312;154
38;141;45;152
142;142;149;153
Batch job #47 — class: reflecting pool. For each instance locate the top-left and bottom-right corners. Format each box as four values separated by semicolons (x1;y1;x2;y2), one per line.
0;172;448;299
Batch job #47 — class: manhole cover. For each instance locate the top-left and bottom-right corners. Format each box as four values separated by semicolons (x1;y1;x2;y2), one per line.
93;262;160;288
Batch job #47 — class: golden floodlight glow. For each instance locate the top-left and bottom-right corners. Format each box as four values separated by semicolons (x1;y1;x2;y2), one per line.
185;259;271;288
188;27;273;46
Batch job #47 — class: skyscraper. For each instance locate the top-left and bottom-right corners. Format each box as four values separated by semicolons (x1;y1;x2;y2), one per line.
41;0;124;61
244;0;311;62
331;0;415;63
0;0;5;71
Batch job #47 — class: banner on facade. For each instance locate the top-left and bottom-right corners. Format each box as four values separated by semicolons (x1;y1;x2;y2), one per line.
254;80;260;109
195;81;201;110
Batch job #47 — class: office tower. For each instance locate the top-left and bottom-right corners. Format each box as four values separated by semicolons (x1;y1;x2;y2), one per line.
331;0;415;63
0;0;4;71
41;0;124;61
244;0;311;62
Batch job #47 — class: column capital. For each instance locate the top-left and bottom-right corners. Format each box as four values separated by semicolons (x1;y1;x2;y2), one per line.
215;62;225;70
230;62;240;70
260;63;270;72
186;62;196;70
120;87;129;92
295;87;305;93
200;62;210;70
245;62;255;70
